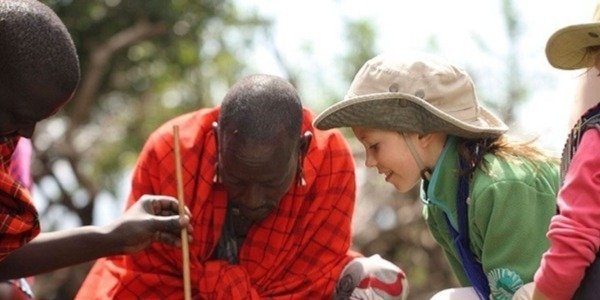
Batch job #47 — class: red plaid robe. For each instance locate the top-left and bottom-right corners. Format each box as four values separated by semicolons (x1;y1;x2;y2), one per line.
77;107;356;299
0;138;39;262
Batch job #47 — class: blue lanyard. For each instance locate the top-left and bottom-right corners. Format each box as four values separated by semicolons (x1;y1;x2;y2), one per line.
443;156;490;300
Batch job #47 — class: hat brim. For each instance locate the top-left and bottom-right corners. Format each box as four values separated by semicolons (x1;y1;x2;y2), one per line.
314;92;508;139
546;22;600;70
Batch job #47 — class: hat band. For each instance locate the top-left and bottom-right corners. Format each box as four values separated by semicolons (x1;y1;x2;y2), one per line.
402;133;432;180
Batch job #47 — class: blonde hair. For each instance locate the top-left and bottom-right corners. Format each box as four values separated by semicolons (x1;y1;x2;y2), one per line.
456;135;558;177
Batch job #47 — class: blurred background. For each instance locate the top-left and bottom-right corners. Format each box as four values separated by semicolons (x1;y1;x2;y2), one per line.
27;0;596;298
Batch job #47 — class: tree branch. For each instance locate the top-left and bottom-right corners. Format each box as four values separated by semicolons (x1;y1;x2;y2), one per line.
68;20;167;134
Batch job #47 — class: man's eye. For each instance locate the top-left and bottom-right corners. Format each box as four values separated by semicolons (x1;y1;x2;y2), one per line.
368;143;378;150
264;181;282;188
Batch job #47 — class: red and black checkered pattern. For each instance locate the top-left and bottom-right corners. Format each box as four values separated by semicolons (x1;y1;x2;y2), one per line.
0;137;39;263
77;107;356;299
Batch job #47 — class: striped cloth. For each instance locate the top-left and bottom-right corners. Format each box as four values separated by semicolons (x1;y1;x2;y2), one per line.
77;107;357;299
0;137;39;263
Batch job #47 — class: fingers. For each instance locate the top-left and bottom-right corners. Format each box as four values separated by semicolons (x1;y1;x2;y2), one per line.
153;215;193;239
158;215;191;232
178;215;194;233
139;194;191;218
137;194;195;248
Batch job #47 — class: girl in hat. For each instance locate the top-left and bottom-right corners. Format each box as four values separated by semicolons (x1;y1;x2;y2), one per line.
314;53;559;300
528;12;600;300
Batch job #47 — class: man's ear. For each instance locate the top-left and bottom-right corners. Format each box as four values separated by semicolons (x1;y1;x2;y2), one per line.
299;131;312;158
295;131;313;187
212;122;221;183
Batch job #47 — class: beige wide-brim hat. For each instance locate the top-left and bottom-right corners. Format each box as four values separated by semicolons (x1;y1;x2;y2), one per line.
546;23;600;70
546;5;600;70
314;53;508;139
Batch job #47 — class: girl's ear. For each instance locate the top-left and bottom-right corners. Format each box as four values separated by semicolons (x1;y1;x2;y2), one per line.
417;132;446;148
416;133;434;147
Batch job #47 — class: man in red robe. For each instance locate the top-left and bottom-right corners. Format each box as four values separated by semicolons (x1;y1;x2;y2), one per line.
78;74;362;299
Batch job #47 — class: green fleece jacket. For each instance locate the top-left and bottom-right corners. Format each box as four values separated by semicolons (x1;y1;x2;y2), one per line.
422;137;559;299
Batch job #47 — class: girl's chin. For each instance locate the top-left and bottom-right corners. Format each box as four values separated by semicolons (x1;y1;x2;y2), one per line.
389;179;420;194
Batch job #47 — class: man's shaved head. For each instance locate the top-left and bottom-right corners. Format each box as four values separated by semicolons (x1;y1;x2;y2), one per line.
218;74;303;142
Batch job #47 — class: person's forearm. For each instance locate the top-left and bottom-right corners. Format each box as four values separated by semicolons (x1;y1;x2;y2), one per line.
0;226;119;280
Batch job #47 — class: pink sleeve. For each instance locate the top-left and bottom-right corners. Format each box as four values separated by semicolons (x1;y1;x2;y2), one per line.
9;138;33;190
535;128;600;300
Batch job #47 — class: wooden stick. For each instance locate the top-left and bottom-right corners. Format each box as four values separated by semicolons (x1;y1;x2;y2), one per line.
173;125;192;300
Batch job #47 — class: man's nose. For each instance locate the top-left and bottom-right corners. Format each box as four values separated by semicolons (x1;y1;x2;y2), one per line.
245;184;266;208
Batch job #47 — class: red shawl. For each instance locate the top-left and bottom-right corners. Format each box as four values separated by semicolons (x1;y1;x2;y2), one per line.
0;138;39;262
77;107;356;299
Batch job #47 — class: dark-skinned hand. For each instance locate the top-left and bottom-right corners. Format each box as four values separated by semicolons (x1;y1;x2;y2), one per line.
106;194;193;254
